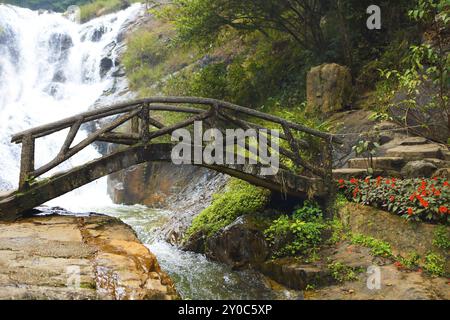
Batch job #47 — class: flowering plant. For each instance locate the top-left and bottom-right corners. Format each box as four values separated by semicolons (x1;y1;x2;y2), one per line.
338;176;449;224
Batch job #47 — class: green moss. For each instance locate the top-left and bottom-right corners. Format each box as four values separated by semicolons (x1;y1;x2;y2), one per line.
351;234;393;258
185;178;271;239
424;252;446;277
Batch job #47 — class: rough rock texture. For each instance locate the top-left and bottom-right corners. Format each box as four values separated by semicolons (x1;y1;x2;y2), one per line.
339;203;449;273
205;215;270;269
306;63;352;114
307;264;450;300
108;162;229;245
0;215;179;300
400;160;438;178
386;144;445;161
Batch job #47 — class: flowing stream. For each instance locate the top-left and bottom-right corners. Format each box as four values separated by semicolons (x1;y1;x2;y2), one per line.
0;3;295;300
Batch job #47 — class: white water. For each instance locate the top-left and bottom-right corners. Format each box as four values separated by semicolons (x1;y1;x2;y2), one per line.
0;3;143;210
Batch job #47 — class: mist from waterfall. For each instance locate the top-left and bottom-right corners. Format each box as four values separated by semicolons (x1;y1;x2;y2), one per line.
0;3;144;211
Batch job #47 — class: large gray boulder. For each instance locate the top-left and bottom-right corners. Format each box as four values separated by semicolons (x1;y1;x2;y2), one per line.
401;160;438;178
306;63;352;114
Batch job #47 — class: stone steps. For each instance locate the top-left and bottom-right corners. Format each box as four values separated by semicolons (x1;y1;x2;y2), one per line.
386;144;445;161
348;157;405;171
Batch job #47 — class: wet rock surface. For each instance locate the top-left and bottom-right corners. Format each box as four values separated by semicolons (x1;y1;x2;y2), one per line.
0;214;179;300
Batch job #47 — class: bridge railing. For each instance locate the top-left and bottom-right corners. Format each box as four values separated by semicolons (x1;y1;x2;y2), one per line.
11;97;341;191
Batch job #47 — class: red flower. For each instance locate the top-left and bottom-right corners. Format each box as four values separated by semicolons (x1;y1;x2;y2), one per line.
439;206;448;214
389;196;395;202
407;208;414;216
409;193;416;201
338;179;345;185
444;181;449;187
385;179;391;185
434;189;441;196
353;188;360;198
350;178;358;184
365;178;370;184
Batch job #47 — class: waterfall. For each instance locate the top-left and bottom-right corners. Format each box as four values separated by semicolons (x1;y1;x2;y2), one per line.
0;3;144;211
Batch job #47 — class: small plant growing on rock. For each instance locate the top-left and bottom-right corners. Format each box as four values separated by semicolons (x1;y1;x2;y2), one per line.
424;252;446;277
328;262;364;283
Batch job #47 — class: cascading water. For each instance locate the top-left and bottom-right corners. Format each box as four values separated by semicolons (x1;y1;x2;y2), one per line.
0;3;143;210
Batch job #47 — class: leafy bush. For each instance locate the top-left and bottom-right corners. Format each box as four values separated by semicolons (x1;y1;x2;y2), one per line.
433;225;450;250
328;262;363;283
424;252;446;276
185;178;271;239
339;177;449;223
79;0;134;22
264;201;327;257
351;234;393;258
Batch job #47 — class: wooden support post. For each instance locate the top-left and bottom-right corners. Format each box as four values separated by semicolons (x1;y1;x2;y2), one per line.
140;105;151;143
323;139;335;219
131;115;140;135
19;134;35;190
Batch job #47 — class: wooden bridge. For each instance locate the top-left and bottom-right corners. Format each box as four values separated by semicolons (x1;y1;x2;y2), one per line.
0;97;341;221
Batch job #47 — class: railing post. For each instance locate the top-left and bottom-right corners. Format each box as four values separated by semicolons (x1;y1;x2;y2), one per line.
131;115;140;135
139;104;151;143
323;138;335;219
19;134;35;190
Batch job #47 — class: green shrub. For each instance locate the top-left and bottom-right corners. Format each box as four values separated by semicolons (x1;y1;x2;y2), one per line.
433;225;450;250
424;252;446;277
264;201;327;257
328;262;363;283
185;179;271;239
351;234;393;258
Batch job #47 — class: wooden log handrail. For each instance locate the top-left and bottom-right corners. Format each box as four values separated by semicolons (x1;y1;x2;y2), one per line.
11;97;339;192
11;97;342;144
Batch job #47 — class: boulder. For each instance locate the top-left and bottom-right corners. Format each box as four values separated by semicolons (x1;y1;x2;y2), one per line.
433;168;450;179
0;215;179;300
306;63;352;114
401;160;438;178
99;57;113;78
205;215;270;269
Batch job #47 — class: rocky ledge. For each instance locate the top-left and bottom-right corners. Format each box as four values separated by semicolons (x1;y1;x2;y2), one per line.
0;214;179;300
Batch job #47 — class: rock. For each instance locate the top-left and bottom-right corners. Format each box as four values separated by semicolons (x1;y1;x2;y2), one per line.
205;215;270;269
306;63;352;114
0;215;179;300
99;57;113;78
91;26;107;42
386;144;444;161
332;168;383;180
433;168;450;179
400;137;428;146
48;33;73;62
339;203;449;273
348;157;405;171
258;258;333;290
401;160;438;178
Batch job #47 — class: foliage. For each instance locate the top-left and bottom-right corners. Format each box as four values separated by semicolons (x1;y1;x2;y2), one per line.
328;262;363;283
377;0;449;135
351;234;393;257
396;252;421;270
4;0;91;11
185;179;271;239
424;252;446;276
264;201;327;257
433;225;450;250
79;0;136;22
339;177;449;223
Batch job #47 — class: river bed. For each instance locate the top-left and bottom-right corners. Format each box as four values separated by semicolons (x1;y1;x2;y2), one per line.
85;204;298;300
